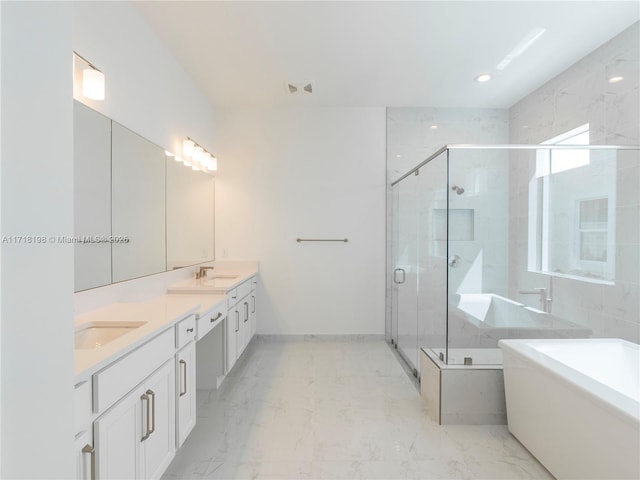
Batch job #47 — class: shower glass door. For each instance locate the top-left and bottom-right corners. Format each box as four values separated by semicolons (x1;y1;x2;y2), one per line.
392;173;419;374
417;151;448;368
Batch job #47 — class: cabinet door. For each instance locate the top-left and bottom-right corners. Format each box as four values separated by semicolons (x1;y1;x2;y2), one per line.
141;360;175;480
75;430;94;480
250;290;257;339
176;342;196;448
94;385;144;480
241;298;250;354
226;309;239;373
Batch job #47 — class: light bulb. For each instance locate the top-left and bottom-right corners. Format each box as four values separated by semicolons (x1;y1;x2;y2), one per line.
207;156;218;171
82;68;105;100
182;139;195;157
175;156;184;163
193;146;204;163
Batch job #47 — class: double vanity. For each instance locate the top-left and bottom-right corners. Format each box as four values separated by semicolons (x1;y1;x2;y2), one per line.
73;266;258;480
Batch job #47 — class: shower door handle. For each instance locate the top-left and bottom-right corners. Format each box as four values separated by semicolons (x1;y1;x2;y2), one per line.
394;268;406;284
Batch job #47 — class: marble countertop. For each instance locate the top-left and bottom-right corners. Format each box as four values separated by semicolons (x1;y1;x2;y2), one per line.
167;265;258;294
74;299;197;381
161;293;227;316
74;268;256;381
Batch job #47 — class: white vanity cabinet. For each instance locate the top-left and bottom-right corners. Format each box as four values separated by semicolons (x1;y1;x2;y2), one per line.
226;302;240;373
175;315;197;448
75;429;94;480
225;276;257;373
250;277;257;339
175;343;196;447
75;379;94;480
94;359;175;480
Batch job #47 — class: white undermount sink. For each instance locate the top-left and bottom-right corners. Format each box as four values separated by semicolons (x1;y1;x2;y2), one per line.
75;321;147;350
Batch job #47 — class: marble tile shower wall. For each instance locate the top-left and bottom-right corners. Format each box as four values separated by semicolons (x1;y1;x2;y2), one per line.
508;22;640;343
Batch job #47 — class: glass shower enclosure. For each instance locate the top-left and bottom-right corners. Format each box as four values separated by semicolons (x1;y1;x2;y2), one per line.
390;145;639;375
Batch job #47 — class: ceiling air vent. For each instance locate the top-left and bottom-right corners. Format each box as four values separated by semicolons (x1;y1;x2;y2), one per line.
285;81;314;95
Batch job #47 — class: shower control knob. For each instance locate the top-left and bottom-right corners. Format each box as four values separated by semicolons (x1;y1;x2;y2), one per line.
448;255;460;267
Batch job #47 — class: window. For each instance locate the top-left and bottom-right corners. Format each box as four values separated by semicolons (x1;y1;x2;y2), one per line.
578;197;608;262
528;124;616;282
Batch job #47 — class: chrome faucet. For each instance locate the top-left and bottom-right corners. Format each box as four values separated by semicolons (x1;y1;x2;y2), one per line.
518;284;552;313
196;266;214;279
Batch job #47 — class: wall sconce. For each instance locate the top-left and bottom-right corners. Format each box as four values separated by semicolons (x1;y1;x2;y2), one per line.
74;52;105;101
181;137;217;172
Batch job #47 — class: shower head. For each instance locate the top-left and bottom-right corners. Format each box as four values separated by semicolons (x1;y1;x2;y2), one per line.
451;185;465;195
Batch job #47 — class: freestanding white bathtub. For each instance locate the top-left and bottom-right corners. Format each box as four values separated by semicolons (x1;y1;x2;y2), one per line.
500;338;639;480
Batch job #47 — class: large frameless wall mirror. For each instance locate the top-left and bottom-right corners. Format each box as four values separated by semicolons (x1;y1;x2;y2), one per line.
73;100;215;292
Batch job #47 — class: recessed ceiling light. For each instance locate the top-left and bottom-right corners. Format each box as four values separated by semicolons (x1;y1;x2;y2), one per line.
474;74;492;83
608;76;624;84
430;125;438;129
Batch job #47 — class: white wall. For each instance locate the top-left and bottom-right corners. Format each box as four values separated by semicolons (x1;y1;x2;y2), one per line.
509;22;640;342
0;3;75;477
72;2;217;312
214;108;386;335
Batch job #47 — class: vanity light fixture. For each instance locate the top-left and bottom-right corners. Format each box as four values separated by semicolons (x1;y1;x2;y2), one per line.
75;51;105;101
182;139;195;157
192;145;204;165
474;73;492;83
181;137;217;174
206;156;217;172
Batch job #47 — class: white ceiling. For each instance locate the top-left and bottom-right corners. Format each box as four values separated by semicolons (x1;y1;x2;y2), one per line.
134;1;639;109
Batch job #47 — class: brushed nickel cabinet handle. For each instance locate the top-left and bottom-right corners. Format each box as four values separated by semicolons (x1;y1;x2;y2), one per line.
146;389;156;436
251;295;255;314
179;360;187;397
244;302;249;322
141;393;150;441
186;327;194;333
81;444;95;480
235;311;239;332
211;312;223;323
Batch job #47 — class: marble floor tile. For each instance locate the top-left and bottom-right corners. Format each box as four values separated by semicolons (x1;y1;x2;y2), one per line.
162;338;552;480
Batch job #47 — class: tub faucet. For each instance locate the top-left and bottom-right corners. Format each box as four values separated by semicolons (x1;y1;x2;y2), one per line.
518;287;552;313
196;266;214;279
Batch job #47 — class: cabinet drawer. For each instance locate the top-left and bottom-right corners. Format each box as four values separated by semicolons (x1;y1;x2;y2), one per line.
227;288;238;309
93;328;174;414
196;305;225;340
236;278;253;303
175;314;196;349
74;380;92;435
